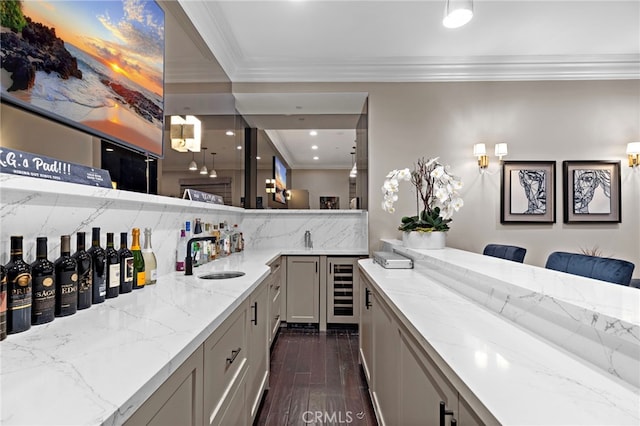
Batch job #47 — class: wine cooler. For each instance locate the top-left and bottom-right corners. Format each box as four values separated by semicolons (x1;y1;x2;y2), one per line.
327;257;361;324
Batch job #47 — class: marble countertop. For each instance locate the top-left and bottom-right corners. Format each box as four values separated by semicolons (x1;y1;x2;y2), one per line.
360;249;640;425
0;248;364;426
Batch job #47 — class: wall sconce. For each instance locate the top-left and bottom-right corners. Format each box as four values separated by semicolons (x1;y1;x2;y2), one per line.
265;179;276;194
170;115;201;152
473;143;489;169
494;143;508;161
627;142;640;167
285;190;292;201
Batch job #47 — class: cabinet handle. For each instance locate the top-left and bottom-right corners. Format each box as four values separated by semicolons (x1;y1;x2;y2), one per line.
252;302;258;325
226;347;241;365
439;401;455;426
316;262;318;274
365;288;372;309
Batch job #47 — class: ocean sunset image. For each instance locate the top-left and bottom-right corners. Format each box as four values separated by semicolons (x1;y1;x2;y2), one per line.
0;0;165;156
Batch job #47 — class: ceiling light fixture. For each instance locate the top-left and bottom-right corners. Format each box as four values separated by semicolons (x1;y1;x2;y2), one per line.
199;147;208;175
313;156;319;160
170;115;201;152
443;0;473;29
237;145;242;150
309;130;318;136
188;152;198;171
209;152;217;178
226;130;235;136
349;148;357;178
311;145;318;150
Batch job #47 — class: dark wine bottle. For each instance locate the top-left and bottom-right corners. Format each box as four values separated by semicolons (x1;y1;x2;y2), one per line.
87;227;106;304
73;232;92;310
31;237;55;325
131;228;145;290
105;233;120;299
5;236;32;334
1;264;7;340
118;232;133;294
54;235;77;317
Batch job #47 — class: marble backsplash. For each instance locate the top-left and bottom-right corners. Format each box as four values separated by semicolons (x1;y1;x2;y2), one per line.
0;175;368;277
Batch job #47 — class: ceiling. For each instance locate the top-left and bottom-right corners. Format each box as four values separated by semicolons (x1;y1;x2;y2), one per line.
162;0;640;170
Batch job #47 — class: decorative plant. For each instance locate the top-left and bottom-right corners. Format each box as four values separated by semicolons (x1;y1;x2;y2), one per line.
382;157;463;232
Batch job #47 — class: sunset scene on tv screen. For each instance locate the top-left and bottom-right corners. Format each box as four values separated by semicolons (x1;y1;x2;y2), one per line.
0;0;164;156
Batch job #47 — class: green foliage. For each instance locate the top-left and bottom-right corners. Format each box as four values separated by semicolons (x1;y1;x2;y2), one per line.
398;207;451;232
1;0;27;32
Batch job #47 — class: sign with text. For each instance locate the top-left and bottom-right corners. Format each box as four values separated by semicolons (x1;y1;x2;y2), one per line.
0;147;112;188
183;188;224;204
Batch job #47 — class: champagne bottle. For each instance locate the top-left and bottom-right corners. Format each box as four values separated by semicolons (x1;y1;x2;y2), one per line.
54;235;77;317
1;264;7;340
73;232;92;310
105;233;120;299
5;236;32;334
118;232;134;294
131;228;145;290
88;227;106;304
142;228;157;285
31;237;56;325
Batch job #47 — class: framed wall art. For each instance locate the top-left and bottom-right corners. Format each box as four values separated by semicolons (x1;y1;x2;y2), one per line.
501;161;556;224
563;161;621;223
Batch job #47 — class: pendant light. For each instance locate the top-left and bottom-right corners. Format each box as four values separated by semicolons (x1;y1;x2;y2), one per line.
349;147;357;178
199;147;208;175
443;0;473;29
188;151;197;171
209;152;218;178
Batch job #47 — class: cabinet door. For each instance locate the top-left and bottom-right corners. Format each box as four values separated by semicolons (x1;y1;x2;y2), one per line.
371;289;399;426
359;274;374;384
125;346;204;426
286;256;320;323
268;257;283;345
398;331;458;426
247;280;270;423
327;257;360;324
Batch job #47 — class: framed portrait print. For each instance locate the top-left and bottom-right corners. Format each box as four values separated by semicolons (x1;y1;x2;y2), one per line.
563;161;621;223
501;161;556;224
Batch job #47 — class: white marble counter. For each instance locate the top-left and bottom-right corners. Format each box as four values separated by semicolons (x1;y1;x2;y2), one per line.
360;245;640;425
0;247;363;426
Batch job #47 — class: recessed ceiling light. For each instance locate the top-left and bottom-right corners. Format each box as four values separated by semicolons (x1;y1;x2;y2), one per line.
313;156;319;160
256;156;261;160
309;130;318;136
311;145;318;150
105;148;114;152
226;130;235;136
237;145;242;150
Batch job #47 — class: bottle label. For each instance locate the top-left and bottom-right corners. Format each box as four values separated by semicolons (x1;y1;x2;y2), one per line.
136;271;146;287
150;269;158;281
122;257;134;283
10;272;32;310
108;264;120;288
33;275;55;319
58;271;77;311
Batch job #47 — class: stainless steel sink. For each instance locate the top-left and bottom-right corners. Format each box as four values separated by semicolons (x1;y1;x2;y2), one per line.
199;271;246;280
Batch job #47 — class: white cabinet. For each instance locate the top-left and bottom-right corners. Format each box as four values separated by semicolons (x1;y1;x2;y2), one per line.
124;347;204;426
327;257;360;324
286;256;320;323
268;257;283;345
359;280;373;384
247;279;270;423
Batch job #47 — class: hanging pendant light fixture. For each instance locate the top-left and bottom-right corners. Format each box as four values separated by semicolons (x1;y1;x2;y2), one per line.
188;151;198;171
199;147;208;175
209;152;218;178
349;147;357;178
443;0;473;29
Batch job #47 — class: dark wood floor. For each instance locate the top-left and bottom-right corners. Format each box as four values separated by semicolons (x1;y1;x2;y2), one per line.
255;327;377;426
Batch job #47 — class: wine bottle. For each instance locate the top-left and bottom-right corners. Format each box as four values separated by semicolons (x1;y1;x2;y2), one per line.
1;264;7;340
73;232;92;310
118;232;134;294
31;237;56;325
5;236;32;334
131;228;145;290
142;228;157;285
54;235;77;317
176;229;186;271
87;227;106;304
105;233;120;299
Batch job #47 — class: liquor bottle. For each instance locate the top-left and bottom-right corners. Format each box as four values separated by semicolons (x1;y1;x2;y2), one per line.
105;233;120;298
73;232;92;310
131;228;145;290
176;229;186;271
118;232;134;294
54;235;77;317
31;237;56;325
1;264;7;340
5;236;32;334
142;228;157;285
87;227;106;304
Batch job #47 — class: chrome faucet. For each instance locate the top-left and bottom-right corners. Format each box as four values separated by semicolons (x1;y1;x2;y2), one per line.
185;236;217;276
304;230;313;249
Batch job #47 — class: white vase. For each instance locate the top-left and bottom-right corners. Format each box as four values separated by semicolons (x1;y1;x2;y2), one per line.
402;231;446;249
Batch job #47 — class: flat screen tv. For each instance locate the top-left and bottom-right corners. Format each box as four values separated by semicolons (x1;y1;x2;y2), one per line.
0;0;165;157
273;155;287;204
